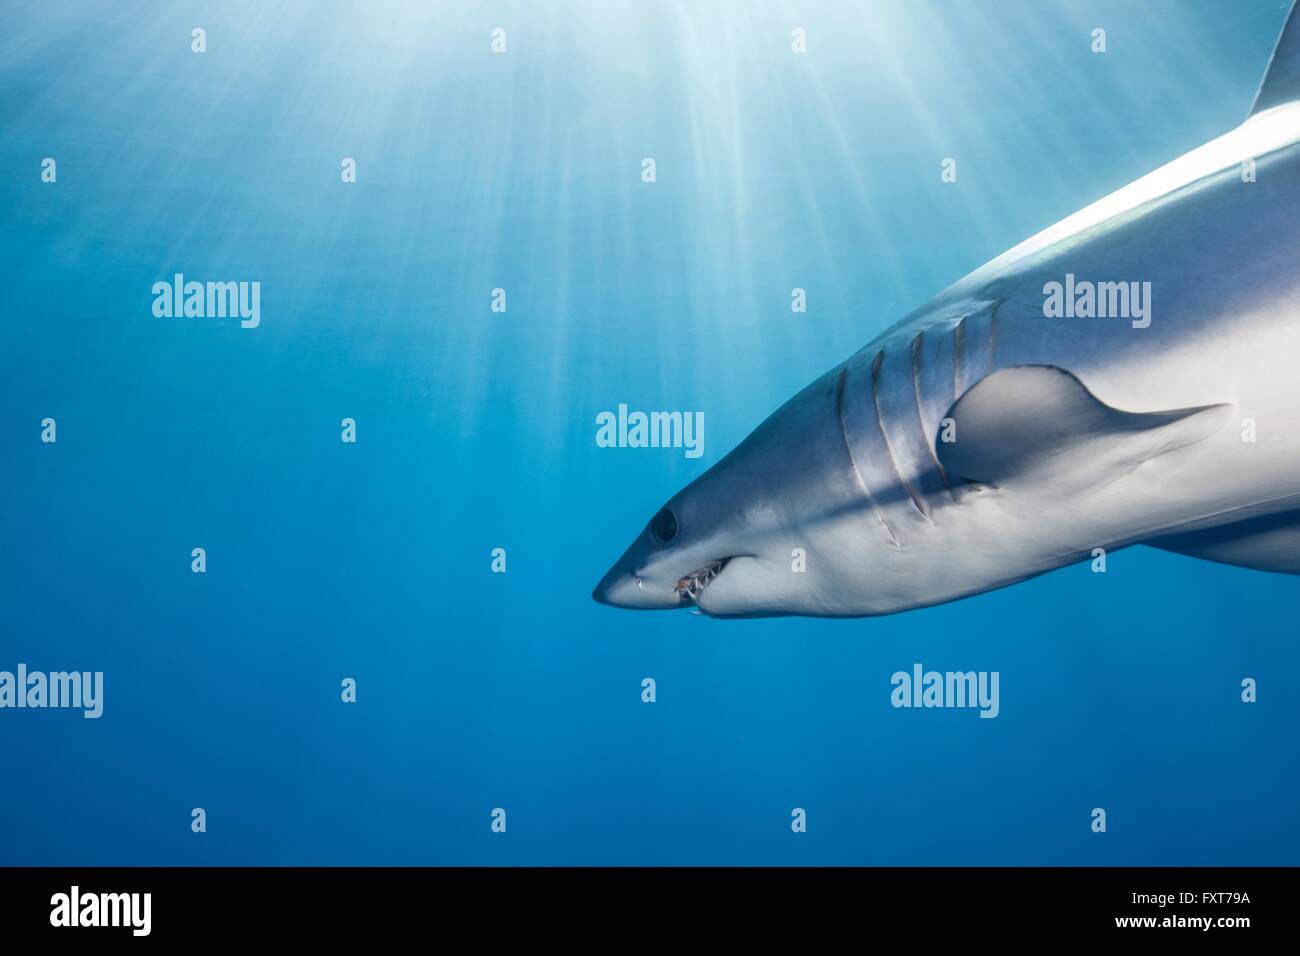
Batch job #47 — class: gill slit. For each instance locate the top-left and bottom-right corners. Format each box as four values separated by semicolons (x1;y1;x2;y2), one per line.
952;315;966;400
911;331;955;502
870;350;931;523
835;366;900;549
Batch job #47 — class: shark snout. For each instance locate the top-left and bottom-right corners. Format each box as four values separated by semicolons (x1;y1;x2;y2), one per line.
592;562;683;610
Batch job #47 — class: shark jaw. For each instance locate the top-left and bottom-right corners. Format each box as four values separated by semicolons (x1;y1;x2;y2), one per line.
674;558;731;605
593;552;750;614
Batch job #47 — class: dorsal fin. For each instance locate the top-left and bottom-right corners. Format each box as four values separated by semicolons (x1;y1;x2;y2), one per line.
1249;0;1300;117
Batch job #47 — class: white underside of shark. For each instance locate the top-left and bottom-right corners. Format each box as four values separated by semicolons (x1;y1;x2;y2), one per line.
594;2;1300;618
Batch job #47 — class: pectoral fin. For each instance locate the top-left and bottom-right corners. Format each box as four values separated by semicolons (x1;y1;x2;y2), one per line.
936;365;1233;490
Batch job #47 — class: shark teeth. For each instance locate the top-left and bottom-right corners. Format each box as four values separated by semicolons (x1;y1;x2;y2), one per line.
675;559;729;602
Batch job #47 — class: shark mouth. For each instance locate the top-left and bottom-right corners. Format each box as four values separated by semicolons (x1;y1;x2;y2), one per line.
675;558;731;604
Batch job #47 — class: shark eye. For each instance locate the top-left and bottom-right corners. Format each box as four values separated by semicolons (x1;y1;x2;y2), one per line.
650;507;678;545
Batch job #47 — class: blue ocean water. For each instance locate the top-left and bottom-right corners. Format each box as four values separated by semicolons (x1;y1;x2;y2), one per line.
2;0;1297;865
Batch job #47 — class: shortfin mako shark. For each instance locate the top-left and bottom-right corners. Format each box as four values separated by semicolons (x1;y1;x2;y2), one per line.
595;3;1300;618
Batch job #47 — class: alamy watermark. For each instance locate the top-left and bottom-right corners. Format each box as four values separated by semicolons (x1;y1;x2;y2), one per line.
50;886;150;936
0;664;103;718
890;663;999;718
152;273;261;329
595;404;704;459
1042;273;1151;329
